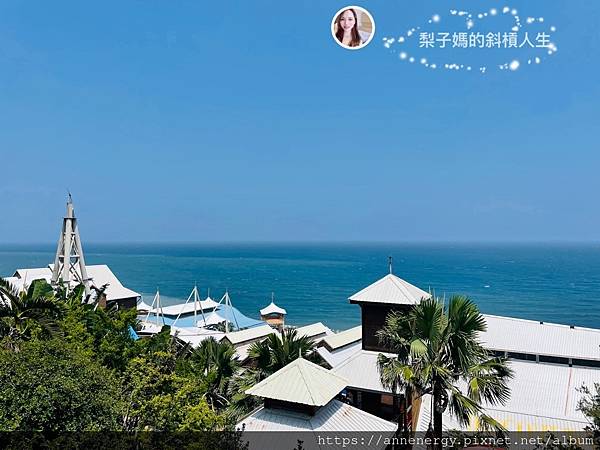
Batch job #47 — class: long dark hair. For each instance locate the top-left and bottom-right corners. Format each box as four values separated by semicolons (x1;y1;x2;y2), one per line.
335;8;361;47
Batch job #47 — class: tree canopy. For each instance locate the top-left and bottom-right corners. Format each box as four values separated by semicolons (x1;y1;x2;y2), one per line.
377;295;513;445
0;339;123;431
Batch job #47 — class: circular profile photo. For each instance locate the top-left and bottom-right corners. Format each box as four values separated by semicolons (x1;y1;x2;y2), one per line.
331;6;375;50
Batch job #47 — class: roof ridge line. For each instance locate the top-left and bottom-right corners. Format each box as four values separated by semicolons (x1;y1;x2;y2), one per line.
389;273;420;300
296;359;318;405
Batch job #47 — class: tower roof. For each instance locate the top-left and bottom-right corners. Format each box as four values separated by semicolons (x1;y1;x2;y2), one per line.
245;357;348;406
349;273;431;306
260;301;287;316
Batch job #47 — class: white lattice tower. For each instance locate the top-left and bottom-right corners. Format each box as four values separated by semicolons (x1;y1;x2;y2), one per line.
51;194;91;297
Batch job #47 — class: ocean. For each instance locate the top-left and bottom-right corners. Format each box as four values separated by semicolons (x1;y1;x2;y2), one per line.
1;243;599;331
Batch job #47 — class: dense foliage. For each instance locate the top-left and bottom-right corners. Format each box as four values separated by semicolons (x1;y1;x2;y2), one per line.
0;277;317;439
0;339;122;431
0;279;226;434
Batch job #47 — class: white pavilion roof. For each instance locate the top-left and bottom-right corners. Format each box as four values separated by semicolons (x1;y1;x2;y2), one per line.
7;264;140;302
260;301;287;316
349;273;431;306
246;357;349;406
238;399;396;436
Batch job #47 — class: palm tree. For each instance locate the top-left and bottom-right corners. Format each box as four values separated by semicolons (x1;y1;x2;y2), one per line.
248;328;316;376
190;337;240;410
0;277;61;350
377;295;512;448
225;328;317;419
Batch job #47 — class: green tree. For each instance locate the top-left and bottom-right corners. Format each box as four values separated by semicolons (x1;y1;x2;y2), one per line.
122;345;223;431
58;300;140;371
187;338;241;410
579;383;600;440
0;339;123;431
0;278;60;350
248;328;316;375
377;296;513;448
227;329;317;419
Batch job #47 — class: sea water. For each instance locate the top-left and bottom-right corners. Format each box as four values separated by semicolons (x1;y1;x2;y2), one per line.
1;243;599;331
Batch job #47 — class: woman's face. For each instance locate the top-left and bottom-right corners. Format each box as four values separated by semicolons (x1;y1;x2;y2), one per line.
339;10;356;32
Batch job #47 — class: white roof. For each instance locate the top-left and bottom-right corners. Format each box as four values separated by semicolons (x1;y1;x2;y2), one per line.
332;349;394;393
329;312;600;367
137;321;164;334
238;399;396;437
322;325;362;350
317;341;362;368
137;299;154;311
349;273;431;305
416;360;600;432
170;326;225;348
8;264;140;302
246;357;349;406
482;314;600;362
150;299;220;317
260;301;287;316
295;322;333;340
195;311;228;327
223;324;277;346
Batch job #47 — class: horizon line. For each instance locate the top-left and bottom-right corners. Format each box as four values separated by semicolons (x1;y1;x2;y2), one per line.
1;239;599;247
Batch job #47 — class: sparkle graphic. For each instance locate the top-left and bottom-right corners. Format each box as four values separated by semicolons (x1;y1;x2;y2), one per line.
382;5;558;75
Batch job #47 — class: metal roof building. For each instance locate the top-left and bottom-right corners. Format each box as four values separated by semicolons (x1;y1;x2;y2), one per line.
416;360;600;432
482;314;600;365
332;349;395;394
239;398;397;433
238;357;397;446
321;325;362;350
246;357;348;406
318;341;362;368
294;322;333;341
349;273;431;306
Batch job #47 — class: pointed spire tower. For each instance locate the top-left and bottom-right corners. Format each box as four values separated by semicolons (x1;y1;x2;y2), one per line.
51;194;91;296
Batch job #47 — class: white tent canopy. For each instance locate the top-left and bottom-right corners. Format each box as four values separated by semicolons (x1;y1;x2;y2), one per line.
195;310;228;327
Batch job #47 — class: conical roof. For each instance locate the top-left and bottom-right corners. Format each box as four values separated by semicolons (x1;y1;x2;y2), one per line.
246;357;348;406
349;273;431;305
260;301;287;316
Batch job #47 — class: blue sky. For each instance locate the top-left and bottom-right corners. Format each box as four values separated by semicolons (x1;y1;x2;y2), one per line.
1;1;599;242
